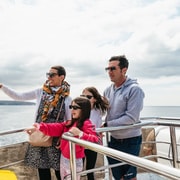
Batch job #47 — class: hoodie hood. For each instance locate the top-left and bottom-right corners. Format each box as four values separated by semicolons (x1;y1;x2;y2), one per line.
115;77;138;94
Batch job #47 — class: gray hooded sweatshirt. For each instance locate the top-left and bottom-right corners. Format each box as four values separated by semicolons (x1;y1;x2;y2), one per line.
104;77;145;139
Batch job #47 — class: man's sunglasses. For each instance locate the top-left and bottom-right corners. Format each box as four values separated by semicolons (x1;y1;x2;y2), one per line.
80;95;93;99
105;66;116;72
69;105;81;110
46;72;58;78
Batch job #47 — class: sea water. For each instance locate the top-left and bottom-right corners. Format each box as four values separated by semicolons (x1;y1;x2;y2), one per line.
141;106;180;118
0;105;36;146
0;105;180;146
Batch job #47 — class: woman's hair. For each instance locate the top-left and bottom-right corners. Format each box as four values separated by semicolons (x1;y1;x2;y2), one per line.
66;97;91;129
82;87;109;115
51;65;66;77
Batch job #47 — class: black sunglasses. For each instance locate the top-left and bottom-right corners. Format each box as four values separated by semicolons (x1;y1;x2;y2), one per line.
80;95;93;99
69;105;81;110
105;66;116;72
46;72;58;78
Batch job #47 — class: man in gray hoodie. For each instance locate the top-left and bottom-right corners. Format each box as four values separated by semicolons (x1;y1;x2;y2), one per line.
103;55;145;180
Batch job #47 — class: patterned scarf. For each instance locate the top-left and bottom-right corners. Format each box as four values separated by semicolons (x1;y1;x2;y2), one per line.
41;81;70;121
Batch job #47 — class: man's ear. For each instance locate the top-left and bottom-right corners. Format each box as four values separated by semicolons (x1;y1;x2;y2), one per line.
60;75;65;81
122;67;127;75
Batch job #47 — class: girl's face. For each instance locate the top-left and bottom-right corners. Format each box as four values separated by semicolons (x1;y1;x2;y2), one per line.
81;89;96;109
70;102;81;119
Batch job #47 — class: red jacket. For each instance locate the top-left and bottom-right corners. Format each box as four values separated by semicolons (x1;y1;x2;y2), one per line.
39;119;99;159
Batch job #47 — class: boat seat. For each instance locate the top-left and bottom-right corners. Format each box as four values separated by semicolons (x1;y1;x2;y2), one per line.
0;170;17;180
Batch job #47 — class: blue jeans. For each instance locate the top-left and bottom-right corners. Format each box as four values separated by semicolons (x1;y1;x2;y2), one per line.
107;135;142;180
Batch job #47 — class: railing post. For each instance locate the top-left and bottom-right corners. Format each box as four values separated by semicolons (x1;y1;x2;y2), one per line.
105;131;112;180
69;141;77;180
169;126;178;168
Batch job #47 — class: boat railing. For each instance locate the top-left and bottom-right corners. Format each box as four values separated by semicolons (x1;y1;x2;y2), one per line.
141;117;180;168
0;117;180;179
61;117;180;180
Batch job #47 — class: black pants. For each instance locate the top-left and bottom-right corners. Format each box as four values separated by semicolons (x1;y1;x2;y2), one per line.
84;149;97;180
38;168;61;180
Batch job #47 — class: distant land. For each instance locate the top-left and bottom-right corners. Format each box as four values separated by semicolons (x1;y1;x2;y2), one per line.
0;100;35;105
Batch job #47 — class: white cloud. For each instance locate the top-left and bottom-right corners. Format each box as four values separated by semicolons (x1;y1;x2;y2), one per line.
0;0;180;106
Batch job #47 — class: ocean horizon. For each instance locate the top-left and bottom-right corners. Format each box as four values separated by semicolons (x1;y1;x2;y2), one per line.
0;105;180;146
0;105;180;131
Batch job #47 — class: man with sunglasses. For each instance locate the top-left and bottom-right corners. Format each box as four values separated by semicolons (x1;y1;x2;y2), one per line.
0;65;72;180
103;55;145;180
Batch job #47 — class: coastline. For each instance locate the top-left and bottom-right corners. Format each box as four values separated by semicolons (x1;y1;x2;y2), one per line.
0;100;35;105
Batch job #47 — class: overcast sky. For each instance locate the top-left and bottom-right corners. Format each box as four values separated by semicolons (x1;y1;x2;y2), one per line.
0;0;180;106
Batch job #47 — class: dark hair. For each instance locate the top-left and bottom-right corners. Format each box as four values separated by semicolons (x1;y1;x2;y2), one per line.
51;65;66;77
109;55;129;69
82;87;109;115
66;97;91;129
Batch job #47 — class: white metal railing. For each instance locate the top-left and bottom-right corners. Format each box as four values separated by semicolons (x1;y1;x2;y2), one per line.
62;132;180;180
61;117;180;180
1;117;180;179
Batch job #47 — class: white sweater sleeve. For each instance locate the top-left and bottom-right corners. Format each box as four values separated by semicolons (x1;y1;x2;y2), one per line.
1;85;40;101
64;96;72;120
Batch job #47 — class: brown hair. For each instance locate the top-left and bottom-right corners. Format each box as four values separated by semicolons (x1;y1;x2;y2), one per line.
51;65;66;77
82;87;109;115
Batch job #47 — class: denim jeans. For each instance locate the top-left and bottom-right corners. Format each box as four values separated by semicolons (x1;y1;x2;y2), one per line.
107;135;142;180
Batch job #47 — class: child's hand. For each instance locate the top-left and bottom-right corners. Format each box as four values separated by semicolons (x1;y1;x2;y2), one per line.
33;123;40;129
69;127;82;137
24;127;36;135
24;123;40;134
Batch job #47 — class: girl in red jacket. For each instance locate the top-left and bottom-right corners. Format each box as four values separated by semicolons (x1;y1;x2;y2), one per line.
26;97;100;180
